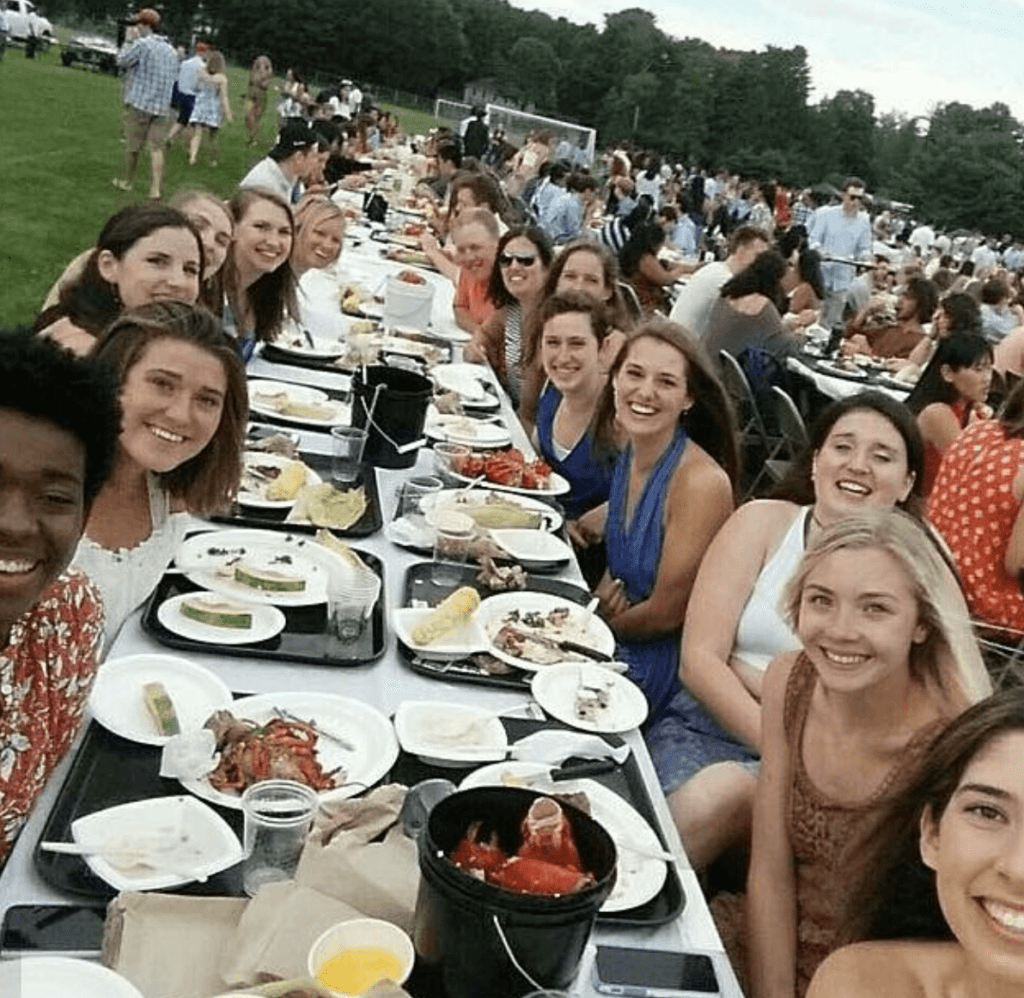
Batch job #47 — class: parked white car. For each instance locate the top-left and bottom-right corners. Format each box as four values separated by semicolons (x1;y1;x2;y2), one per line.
5;0;54;46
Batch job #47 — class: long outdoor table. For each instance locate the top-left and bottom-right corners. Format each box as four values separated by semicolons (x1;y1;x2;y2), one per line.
0;205;745;997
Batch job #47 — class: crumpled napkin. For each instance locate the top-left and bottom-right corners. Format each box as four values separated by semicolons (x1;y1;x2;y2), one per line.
159;728;217;779
509;729;631;766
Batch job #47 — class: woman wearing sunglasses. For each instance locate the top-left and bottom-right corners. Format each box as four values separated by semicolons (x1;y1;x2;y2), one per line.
474;225;554;404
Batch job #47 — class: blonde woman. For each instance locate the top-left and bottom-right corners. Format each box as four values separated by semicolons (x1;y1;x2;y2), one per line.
744;511;990;998
188;50;232;166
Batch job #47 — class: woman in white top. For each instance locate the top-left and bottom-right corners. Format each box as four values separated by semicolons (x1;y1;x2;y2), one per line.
74;301;247;650
188;50;232;167
655;392;927;869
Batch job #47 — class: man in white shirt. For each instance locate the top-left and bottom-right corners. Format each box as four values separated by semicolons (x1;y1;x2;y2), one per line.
166;40;208;146
239;120;321;204
669;224;771;339
807;176;873;330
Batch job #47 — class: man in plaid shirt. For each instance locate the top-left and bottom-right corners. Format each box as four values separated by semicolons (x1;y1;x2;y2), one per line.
113;8;177;199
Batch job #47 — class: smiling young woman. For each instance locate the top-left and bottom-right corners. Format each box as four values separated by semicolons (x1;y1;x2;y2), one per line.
0;330;121;866
810;688;1024;998
34;204;204;357
576;320;738;720
740;510;990;998
222;187;298;360
73;301;247;649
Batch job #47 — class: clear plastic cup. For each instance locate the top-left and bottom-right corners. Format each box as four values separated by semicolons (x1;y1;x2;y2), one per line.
330;426;368;485
431;511;475;587
398;475;443;528
241;779;318;897
433;443;471;484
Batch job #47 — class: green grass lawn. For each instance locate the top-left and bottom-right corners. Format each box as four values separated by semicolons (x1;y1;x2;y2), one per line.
0;44;441;327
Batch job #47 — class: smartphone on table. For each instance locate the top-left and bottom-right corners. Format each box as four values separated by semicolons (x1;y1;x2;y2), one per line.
1;904;107;960
592;944;720;997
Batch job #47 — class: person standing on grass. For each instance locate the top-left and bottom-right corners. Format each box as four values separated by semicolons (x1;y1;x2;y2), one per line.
165;40;209;149
113;8;177;200
187;51;232;167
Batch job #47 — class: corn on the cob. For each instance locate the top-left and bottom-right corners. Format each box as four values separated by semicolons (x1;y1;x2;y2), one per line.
466;505;541;530
411;586;481;645
143;681;180;736
264;460;307;500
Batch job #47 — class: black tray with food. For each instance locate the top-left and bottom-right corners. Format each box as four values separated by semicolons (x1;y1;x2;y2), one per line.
141;547;386;667
260;341;358;373
396;562;593;692
32;720;246;899
390;715;686;928
211;458;382;538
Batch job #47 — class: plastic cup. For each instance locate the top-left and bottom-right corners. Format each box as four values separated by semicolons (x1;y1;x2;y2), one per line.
329;572;380;642
431;511;475;587
331;426;368;485
398;475;443;528
433;443;470;484
241;779;318;897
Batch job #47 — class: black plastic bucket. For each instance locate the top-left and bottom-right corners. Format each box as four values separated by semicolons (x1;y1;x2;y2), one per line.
414;787;617;998
351;366;432;469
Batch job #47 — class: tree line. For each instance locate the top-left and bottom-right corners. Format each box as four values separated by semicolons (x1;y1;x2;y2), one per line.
51;0;1024;234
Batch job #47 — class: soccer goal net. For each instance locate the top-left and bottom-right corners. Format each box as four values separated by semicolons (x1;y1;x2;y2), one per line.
433;100;596;166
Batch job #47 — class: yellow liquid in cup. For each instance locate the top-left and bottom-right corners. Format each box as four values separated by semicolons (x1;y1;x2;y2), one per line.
317;946;405;994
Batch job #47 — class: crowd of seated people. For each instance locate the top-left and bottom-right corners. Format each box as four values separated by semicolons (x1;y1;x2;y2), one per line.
13;86;1024;998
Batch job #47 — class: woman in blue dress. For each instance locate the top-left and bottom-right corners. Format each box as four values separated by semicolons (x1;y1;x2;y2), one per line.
533;291;621;521
586;319;739;718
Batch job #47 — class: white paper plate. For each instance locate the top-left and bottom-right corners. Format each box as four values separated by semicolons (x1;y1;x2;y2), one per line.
237;452;323;510
489;529;572;566
0;958;145;998
180;692;398;810
248;379;347;428
425;410;512;448
815;359;868;380
70;795;243;892
392;606;489;660
157;594;286;646
394;700;508;765
448;466;571;498
269;335;347;360
476;592;616;672
175;528;330;607
428;323;472;344
531;663;649;733
89;653;233;746
431;364;500;409
460;761;668;912
421;489;564;534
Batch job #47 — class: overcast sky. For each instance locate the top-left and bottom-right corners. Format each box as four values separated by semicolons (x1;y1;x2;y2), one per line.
515;0;1024;123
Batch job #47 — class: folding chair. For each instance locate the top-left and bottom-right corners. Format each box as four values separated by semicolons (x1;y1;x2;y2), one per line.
718;349;773;498
617;281;643;324
765;385;809;485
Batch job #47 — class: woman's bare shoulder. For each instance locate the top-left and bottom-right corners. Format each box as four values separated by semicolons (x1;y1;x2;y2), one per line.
809;940;960;998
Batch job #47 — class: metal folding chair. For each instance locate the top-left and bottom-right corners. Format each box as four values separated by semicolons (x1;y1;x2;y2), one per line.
718;349;773;498
765;385;809;485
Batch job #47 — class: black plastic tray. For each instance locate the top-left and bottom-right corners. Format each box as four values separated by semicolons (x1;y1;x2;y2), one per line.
141;545;386;667
211;459;382;538
396;562;593;692
33;721;246;899
389;715;686;928
260;343;356;373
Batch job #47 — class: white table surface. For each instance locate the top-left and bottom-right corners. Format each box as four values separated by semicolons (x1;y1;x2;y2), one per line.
0;212;745;998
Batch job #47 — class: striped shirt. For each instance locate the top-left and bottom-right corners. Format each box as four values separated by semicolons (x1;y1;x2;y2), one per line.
117;33;177;115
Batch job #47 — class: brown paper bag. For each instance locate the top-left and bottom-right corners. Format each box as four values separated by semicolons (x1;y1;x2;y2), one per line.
106;892;248;998
219;882;364;987
294;784;419;933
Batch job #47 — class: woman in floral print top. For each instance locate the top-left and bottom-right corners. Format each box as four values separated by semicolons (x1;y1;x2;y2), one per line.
0;330;120;865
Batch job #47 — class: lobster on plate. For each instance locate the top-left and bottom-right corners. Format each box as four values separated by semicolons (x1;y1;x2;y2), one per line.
448;797;594;896
451;448;552;491
204;711;340;794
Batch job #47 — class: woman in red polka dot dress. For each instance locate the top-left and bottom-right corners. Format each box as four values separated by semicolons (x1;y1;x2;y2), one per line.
928;381;1024;636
